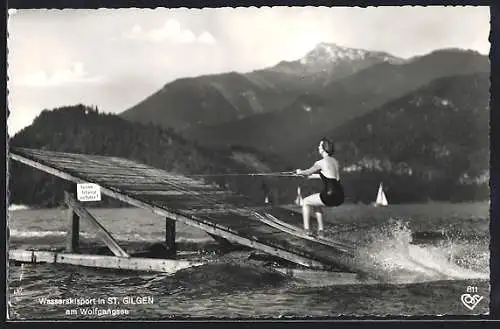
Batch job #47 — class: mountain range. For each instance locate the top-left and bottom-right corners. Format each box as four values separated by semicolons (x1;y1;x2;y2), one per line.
177;47;489;164
120;43;408;131
10;42;490;206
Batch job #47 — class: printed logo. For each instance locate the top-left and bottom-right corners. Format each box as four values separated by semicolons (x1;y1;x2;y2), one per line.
460;293;484;311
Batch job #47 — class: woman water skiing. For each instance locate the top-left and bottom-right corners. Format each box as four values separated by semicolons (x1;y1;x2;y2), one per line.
295;138;344;237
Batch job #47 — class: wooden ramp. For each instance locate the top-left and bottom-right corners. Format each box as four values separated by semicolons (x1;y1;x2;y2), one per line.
9;147;359;273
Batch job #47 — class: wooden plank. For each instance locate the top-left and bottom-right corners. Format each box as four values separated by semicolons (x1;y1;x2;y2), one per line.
126;190;188;196
22;158;225;195
13;149;151;172
132;194;253;207
51;164;226;190
15;148;115;163
18;153;119;169
13;150;177;178
127;190;233;197
64;192;129;258
22;154;97;166
139;198;214;209
102;183;194;190
10;152;331;270
179;208;257;217
114;185;223;195
66;208;79;253
21;148;207;182
201;214;288;236
158;195;252;207
19;157;154;179
122;167;218;185
66;166;158;176
9;249;202;274
118;180;225;189
205;215;285;238
198;213;273;230
66;164;166;175
67;168;165;179
132;196;253;211
66;172;182;180
95;177;222;190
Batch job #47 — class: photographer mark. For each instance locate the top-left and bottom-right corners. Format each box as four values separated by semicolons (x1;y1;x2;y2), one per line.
460;286;484;311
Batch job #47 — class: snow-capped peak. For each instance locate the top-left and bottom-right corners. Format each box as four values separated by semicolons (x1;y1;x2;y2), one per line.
300;42;370;65
299;42;404;67
268;41;404;76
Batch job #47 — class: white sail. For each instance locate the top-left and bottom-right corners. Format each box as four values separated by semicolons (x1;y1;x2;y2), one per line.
375;183;388;207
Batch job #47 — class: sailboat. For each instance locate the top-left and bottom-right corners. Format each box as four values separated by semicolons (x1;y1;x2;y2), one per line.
373;182;388;207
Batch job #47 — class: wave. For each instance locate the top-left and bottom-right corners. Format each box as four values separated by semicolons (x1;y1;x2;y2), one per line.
170;263;288;295
9;229;94;239
9;229;213;245
354;219;489;284
411;230;487;244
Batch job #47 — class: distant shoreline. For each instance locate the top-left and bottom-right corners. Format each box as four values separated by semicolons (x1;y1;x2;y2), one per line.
7;200;489;212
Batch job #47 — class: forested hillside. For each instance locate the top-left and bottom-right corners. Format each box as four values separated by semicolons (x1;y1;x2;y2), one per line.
315;72;490;203
9;105;293;207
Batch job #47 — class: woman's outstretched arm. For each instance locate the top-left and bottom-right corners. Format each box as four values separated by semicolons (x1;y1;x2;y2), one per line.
296;161;321;176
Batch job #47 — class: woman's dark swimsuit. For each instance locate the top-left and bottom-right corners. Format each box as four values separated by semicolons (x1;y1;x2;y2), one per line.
319;172;344;207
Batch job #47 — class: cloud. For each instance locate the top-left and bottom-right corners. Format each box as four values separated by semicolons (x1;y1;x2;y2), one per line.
198;31;216;44
13;62;104;87
125;19;216;45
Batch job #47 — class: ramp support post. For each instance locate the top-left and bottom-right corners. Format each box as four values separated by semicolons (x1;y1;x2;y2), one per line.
165;217;176;257
64;191;129;257
66;205;80;253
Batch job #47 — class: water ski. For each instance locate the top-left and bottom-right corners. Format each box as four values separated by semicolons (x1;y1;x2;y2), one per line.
252;212;356;256
266;213;355;253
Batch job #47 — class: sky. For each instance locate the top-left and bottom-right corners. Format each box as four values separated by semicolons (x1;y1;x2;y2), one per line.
6;6;490;136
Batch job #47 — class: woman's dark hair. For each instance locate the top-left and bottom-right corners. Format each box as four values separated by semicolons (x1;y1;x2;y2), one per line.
320;138;334;156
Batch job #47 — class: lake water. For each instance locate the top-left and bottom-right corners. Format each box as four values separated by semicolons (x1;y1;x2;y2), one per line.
7;202;490;319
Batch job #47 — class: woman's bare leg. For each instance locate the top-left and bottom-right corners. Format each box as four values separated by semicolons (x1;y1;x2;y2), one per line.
302;194;324;233
315;210;324;233
302;204;311;231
